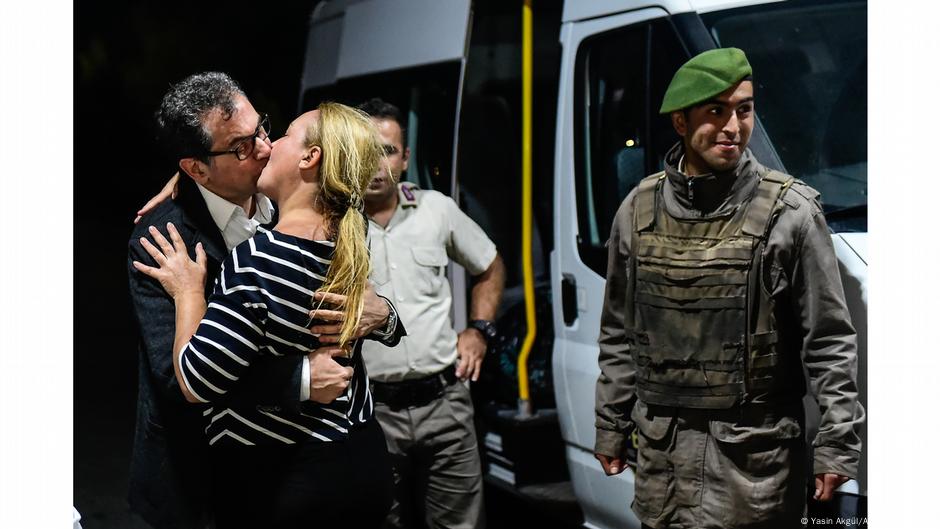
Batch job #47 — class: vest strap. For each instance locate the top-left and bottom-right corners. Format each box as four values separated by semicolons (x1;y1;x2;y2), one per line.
742;170;793;238
634;172;665;232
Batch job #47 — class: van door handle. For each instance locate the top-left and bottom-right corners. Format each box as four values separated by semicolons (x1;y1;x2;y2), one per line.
562;273;578;326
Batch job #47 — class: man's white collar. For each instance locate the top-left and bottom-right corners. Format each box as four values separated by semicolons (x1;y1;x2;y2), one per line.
195;183;274;233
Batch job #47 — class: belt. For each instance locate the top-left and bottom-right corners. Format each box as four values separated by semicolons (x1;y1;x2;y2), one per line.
371;365;458;410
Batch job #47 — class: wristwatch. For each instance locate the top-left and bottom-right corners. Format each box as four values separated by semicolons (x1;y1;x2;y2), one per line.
468;319;498;344
375;296;398;338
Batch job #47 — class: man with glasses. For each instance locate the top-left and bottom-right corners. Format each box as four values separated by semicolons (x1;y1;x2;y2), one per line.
127;72;403;529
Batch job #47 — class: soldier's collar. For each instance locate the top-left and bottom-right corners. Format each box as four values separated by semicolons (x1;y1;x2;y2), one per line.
663;143;758;215
397;182;420;208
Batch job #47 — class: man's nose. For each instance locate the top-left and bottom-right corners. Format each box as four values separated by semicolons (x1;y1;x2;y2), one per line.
255;136;272;159
722;112;740;137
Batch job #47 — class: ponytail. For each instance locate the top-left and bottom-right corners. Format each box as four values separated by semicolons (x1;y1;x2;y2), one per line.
305;102;384;346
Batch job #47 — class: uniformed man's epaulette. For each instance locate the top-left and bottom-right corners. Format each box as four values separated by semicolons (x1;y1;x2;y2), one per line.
781;179;822;211
398;182;420;208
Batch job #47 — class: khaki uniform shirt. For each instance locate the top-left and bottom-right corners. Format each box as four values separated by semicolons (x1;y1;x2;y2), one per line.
362;183;497;382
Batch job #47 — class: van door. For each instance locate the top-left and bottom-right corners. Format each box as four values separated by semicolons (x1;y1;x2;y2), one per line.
551;9;697;529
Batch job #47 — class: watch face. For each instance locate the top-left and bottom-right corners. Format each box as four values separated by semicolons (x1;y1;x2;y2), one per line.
472;320;496;340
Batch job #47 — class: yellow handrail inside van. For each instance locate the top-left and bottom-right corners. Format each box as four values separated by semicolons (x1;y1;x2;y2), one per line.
518;0;535;418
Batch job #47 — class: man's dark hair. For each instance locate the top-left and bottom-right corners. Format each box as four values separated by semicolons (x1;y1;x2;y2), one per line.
155;71;245;162
356;97;406;139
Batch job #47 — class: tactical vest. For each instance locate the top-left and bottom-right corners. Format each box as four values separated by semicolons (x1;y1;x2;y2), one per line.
626;170;792;409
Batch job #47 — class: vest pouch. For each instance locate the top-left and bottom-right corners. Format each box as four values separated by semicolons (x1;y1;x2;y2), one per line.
633;286;747;410
634;341;744;409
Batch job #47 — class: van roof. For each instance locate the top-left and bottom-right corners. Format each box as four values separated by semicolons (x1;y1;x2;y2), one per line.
560;0;785;23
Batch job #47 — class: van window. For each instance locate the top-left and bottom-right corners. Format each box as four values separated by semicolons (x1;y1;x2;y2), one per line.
300;61;462;196
573;18;688;275
702;0;867;232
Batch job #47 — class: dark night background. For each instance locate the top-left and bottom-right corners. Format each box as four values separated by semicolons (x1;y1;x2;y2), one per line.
74;2;576;527
75;2;317;525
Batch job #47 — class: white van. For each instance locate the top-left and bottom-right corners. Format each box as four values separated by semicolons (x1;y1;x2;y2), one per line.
299;1;867;527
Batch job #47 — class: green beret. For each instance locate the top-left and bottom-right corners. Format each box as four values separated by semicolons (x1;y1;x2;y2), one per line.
659;48;752;114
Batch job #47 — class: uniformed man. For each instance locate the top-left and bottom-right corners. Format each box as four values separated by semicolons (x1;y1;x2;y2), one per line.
593;48;865;528
357;98;506;529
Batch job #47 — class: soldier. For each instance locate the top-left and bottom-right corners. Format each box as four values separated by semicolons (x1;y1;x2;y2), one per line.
593;48;864;528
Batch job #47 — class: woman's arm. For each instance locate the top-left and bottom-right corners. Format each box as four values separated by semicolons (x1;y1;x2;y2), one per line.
132;222;208;403
171;291;208;403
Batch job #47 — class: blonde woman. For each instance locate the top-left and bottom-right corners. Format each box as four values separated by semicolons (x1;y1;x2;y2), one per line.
133;102;393;528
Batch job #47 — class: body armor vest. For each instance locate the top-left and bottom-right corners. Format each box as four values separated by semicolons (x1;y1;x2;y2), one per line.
627;170;792;409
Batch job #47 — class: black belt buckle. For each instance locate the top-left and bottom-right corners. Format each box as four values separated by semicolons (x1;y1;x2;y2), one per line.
373;365;457;410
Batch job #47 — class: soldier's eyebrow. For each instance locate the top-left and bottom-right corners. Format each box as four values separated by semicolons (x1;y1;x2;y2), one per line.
700;96;755;107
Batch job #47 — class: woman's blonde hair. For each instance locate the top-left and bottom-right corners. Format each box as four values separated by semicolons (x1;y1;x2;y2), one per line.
305;101;384;346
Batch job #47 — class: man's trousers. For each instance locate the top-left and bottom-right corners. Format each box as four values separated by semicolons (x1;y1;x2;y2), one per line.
374;379;485;529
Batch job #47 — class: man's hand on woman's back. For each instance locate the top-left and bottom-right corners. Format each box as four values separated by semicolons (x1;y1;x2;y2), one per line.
309;283;390;342
307;346;354;404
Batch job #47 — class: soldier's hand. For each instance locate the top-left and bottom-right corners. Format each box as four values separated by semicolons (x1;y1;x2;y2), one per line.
456;328;486;382
813;473;849;501
307;345;354;404
595;453;628;476
135;172;180;224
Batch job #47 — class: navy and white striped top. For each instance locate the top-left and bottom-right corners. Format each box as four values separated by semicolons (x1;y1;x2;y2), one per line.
178;227;373;446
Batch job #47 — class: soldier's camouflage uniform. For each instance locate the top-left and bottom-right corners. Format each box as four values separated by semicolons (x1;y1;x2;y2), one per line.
595;143;864;529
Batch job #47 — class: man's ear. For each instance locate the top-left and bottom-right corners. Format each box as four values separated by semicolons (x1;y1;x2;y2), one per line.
179;158;209;184
671;111;687;137
401;146;410;173
299;146;322;170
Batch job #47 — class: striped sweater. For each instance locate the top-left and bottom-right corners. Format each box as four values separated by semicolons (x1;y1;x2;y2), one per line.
177;227;373;446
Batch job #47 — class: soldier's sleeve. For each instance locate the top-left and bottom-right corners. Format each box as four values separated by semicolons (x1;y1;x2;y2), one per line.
594;198;638;459
790;207;865;478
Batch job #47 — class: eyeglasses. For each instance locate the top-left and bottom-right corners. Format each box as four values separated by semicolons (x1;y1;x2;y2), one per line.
205;113;270;161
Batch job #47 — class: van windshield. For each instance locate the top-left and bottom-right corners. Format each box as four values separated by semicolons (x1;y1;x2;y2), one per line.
702;0;867;232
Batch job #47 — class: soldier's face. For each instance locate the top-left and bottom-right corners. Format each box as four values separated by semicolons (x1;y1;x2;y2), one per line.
672;80;754;174
364;118;409;204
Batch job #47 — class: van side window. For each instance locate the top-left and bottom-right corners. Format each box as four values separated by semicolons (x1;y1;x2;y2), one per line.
573;18;688;275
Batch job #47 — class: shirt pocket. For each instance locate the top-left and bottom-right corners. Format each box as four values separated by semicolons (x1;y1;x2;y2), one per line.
708;415;802;444
630;400;675;443
629;401;675;518
411;246;448;295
